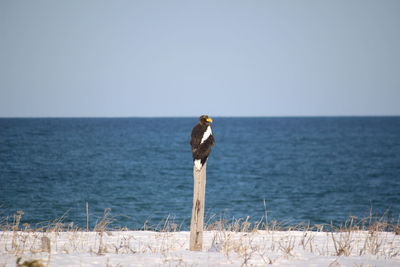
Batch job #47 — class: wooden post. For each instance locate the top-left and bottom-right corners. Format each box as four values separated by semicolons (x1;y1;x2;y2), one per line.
190;163;207;251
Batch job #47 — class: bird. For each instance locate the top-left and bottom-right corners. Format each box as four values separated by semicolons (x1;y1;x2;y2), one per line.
190;115;215;171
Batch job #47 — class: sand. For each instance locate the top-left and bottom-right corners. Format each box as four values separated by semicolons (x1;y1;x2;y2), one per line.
1;230;400;266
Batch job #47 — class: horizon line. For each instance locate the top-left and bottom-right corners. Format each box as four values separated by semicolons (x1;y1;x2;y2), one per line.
1;115;400;119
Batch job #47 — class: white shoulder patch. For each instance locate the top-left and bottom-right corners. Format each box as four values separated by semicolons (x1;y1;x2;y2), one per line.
200;126;212;144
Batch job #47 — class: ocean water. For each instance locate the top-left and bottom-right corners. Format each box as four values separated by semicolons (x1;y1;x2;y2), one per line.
1;117;400;229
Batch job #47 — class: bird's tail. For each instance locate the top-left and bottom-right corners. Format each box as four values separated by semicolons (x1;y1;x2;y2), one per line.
194;159;202;171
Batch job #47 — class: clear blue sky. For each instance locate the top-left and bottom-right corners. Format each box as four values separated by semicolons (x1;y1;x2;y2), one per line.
1;0;399;117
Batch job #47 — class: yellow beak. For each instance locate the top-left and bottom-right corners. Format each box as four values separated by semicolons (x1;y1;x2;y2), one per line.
206;117;213;123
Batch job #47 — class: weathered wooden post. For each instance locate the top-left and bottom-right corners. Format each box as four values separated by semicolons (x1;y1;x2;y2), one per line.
189;163;207;251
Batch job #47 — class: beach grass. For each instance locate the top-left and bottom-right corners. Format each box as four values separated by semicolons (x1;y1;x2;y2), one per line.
1;210;400;266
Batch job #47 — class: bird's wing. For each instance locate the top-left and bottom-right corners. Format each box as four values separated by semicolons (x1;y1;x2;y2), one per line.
190;124;203;148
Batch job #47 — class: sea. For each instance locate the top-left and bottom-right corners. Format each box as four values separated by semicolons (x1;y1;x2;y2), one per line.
1;117;399;230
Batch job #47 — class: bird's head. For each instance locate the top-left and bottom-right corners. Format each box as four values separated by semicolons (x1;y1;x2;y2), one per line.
199;115;213;126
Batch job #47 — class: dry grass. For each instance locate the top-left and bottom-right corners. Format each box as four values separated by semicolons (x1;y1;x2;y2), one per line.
1;210;399;266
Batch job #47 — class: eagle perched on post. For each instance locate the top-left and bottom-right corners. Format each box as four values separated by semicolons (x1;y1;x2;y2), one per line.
190;115;215;171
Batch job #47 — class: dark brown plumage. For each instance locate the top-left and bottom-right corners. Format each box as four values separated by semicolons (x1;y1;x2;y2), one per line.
190;115;215;170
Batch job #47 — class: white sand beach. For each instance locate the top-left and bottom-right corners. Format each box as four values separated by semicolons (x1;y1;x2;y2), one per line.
1;230;400;266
